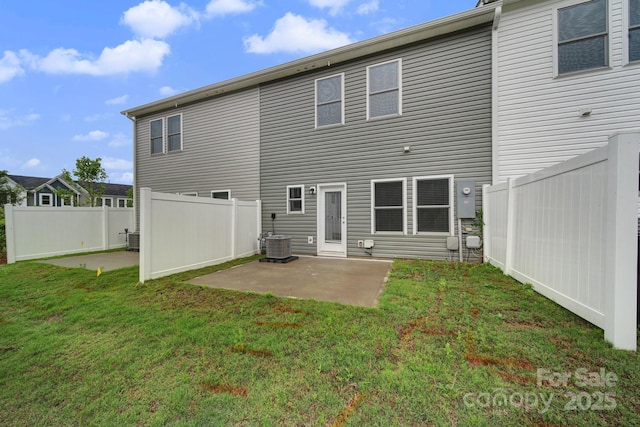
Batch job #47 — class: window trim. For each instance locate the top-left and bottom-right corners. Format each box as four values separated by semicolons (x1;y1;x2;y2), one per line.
553;0;610;77
315;73;345;128
366;58;403;120
150;118;165;155
211;190;231;200
39;193;53;207
61;195;75;207
117;198;127;208
412;175;454;236
286;185;305;214
625;0;640;64
97;197;113;207
167;113;183;153
370;178;407;235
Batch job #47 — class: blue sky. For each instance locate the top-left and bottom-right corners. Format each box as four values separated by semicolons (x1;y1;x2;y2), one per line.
1;0;475;184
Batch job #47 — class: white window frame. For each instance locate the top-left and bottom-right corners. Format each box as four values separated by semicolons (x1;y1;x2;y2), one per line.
117;198;127;208
97;197;113;207
625;0;640;64
366;58;402;120
150;118;165;155
553;0;610;77
412;175;454;236
61;195;75;207
167;113;183;152
39;193;53;207
286;185;305;214
371;178;407;235
180;192;198;197
315;73;345;128
211;190;231;200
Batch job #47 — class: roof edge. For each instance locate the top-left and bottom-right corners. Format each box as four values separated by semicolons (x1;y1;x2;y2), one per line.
121;2;500;118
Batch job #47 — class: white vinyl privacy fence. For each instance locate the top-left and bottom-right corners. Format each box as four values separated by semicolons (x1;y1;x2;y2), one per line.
483;133;639;350
4;205;134;263
138;188;261;282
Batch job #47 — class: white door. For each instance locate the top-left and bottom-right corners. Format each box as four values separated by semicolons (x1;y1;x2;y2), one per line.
317;183;347;257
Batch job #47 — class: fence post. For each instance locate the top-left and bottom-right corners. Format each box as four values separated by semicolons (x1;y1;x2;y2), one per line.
604;133;638;351
482;184;490;263
231;198;237;259
102;205;109;251
139;187;152;283
4;204;15;264
504;178;516;276
256;200;262;255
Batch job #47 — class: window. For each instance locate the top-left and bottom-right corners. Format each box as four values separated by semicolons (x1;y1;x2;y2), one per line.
413;176;454;235
61;195;74;206
557;0;608;75
118;198;127;208
287;185;304;214
97;197;113;207
371;178;406;234
150;118;164;154
316;74;344;127
630;0;640;62
367;59;402;119
211;190;231;200
39;193;52;206
167;114;182;152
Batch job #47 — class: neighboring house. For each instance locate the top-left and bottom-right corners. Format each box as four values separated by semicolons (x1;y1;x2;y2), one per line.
6;174;132;207
122;4;499;259
493;0;640;183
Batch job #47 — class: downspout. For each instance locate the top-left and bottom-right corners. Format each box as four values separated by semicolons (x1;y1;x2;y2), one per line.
491;5;502;185
123;113;138;232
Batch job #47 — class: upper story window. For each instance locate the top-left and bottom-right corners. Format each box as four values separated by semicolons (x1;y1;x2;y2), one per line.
118;198;126;208
367;59;402;119
150;118;164;154
631;0;640;62
316;74;344;128
167;114;182;152
287;185;304;214
557;0;608;75
413;176;453;235
371;178;406;234
211;190;231;200
39;193;52;207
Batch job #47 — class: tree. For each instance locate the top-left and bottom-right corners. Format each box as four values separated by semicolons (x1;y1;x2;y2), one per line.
1;170;24;255
72;157;107;207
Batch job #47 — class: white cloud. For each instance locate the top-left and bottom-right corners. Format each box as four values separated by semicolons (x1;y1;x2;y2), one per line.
244;13;354;54
105;95;129;105
110;171;134;184
108;133;131;148
102;157;133;170
84;113;112;122
357;0;379;15
308;0;350;15
121;0;198;39
0;110;40;130
23;158;40;168
24;39;170;76
206;0;262;17
0;51;24;83
72;130;109;142
159;85;180;96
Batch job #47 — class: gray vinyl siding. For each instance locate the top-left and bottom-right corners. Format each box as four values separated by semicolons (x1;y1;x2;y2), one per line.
260;25;492;259
134;87;260;225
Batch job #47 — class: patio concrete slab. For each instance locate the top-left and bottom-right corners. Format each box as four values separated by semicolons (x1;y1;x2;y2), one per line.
40;251;139;272
188;256;393;307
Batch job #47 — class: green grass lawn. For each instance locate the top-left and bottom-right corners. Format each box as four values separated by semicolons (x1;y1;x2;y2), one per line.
0;257;638;426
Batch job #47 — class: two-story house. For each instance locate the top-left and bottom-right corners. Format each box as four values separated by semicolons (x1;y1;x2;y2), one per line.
122;4;500;260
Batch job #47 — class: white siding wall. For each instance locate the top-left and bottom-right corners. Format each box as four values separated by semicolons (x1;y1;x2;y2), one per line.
496;0;640;183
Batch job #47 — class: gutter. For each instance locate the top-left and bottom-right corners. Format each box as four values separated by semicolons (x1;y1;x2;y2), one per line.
120;2;500;118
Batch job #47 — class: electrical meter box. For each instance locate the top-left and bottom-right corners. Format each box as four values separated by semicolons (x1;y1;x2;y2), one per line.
456;180;476;219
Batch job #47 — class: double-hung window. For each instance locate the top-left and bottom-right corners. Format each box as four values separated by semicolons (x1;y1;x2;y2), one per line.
316;74;344;127
150;118;164;154
557;0;608;75
630;0;640;62
413;176;454;235
167;114;182;152
371;178;406;234
287;185;304;214
367;59;402;119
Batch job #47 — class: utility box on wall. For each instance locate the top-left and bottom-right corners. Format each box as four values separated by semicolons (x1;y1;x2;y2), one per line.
456;180;476;219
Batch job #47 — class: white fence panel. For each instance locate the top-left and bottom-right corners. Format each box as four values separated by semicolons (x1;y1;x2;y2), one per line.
139;188;261;282
4;206;134;262
483;133;638;350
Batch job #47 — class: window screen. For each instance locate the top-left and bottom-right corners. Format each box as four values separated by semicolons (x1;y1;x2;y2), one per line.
373;180;404;232
368;60;401;118
167;115;182;152
631;0;640;62
316;75;343;127
150;119;163;154
558;0;608;74
287;186;304;213
415;178;451;233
